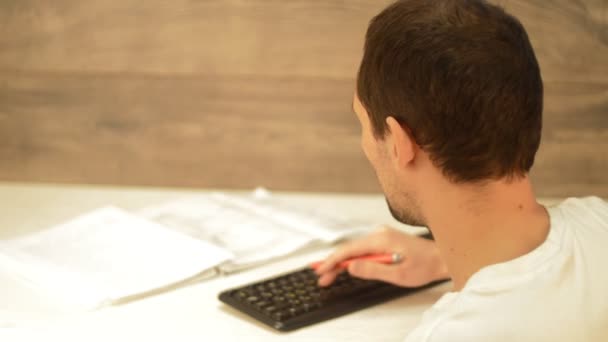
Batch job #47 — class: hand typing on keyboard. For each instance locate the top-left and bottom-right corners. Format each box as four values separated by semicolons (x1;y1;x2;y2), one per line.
315;226;449;288
218;226;450;331
219;263;448;331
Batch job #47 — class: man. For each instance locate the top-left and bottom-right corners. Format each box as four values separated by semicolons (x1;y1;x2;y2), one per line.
314;0;608;341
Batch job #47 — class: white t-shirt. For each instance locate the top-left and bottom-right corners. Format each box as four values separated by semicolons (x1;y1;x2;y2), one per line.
405;197;608;342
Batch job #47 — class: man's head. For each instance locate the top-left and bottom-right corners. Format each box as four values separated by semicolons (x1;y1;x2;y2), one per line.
354;0;543;226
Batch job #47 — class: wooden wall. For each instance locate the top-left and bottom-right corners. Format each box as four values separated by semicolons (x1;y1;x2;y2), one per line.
0;0;606;196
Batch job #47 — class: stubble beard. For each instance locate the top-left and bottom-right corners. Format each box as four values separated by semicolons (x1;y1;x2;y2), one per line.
385;193;427;227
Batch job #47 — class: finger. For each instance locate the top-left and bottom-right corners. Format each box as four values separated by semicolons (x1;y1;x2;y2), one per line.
348;261;404;284
317;269;342;287
314;237;389;274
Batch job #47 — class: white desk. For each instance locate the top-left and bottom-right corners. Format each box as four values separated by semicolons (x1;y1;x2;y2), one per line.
0;183;560;341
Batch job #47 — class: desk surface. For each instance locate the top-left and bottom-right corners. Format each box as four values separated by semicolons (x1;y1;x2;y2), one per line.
0;183;561;341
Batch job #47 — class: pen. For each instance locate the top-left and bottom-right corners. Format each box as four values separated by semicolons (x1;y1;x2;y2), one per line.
309;253;402;271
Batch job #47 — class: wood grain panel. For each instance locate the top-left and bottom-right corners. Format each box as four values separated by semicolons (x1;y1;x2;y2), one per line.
0;70;379;191
502;0;608;83
0;0;607;196
0;0;392;78
507;0;608;196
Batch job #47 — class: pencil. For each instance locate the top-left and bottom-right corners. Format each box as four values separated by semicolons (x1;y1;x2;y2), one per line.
310;253;402;271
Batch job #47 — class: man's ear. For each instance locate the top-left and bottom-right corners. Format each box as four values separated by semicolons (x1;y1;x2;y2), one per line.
385;117;416;169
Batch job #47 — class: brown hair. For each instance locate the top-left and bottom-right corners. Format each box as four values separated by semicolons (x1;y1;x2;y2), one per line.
357;0;543;183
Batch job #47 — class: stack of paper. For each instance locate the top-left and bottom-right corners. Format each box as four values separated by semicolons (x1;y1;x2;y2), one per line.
0;207;232;310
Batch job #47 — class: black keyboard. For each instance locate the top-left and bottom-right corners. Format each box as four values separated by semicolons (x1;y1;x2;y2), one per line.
218;267;448;331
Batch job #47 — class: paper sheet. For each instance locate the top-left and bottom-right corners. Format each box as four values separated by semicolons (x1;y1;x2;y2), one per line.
224;194;374;242
0;207;232;309
139;192;374;272
139;194;313;271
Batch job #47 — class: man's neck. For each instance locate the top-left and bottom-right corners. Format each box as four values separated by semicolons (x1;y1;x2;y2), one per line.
424;177;550;291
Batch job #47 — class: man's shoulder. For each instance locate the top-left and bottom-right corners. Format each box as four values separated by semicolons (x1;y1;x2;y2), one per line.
404;196;608;342
559;196;607;208
553;196;608;232
408;295;608;342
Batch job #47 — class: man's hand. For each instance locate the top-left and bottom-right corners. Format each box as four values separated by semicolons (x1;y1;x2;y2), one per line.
314;226;449;287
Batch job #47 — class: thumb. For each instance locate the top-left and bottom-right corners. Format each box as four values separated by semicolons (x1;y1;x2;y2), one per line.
348;261;400;283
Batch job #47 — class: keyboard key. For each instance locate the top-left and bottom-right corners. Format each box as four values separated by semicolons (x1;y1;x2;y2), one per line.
254;301;271;310
272;311;288;322
288;307;304;316
264;305;278;314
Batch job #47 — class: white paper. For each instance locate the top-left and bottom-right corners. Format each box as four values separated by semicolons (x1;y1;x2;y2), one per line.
0;207;232;309
139;194;312;271
223;194;374;242
139;192;374;272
